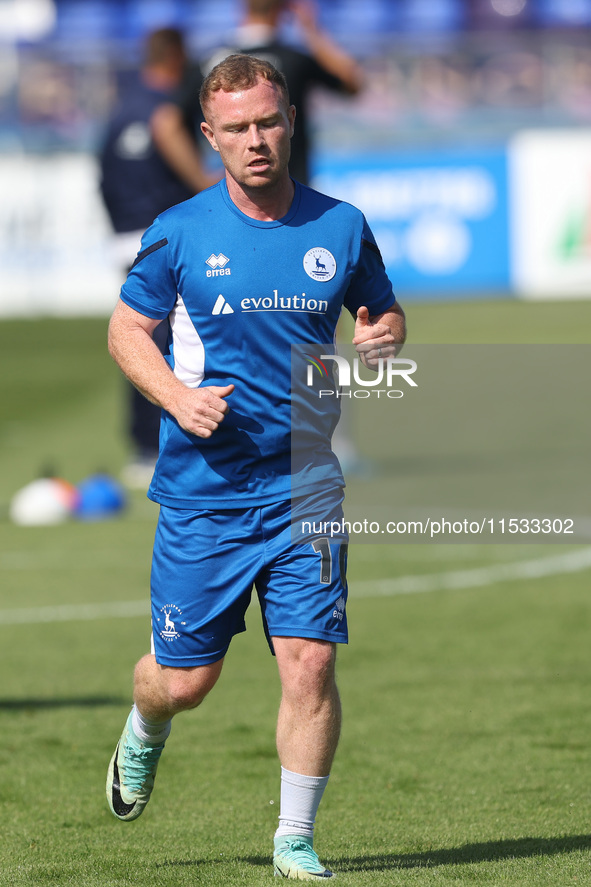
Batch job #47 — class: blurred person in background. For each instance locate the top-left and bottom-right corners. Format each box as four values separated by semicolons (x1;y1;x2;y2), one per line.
202;0;364;185
99;27;217;488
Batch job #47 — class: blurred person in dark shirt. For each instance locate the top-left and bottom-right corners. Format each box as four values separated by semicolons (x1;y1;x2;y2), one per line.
202;0;363;185
99;27;216;487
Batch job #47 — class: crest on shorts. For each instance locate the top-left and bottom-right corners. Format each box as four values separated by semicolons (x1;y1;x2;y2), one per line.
156;604;185;642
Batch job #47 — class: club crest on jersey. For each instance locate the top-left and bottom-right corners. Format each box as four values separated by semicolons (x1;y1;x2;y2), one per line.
206;253;231;277
303;248;336;282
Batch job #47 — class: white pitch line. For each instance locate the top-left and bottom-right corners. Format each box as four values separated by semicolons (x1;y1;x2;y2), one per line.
0;600;148;626
0;550;148;570
1;548;591;626
352;546;591;598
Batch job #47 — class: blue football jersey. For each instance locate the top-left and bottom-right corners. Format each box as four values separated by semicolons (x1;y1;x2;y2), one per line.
119;179;395;508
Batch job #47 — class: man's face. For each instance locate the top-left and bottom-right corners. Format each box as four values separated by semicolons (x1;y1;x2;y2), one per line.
201;77;295;193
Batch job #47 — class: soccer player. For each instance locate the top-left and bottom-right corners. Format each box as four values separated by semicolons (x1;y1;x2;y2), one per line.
106;54;405;880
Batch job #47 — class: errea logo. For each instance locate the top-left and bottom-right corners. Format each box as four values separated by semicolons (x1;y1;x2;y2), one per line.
333;595;346;622
206;253;231;277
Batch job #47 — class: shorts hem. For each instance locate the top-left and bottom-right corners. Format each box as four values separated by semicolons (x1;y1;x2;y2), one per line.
267;627;348;645
154;649;229;667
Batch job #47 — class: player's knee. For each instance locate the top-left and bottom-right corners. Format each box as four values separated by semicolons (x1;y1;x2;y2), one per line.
165;676;209;711
303;641;336;680
278;639;337;699
164;662;222;712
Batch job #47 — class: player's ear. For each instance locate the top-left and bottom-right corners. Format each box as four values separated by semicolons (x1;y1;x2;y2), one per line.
200;120;219;152
288;104;296;138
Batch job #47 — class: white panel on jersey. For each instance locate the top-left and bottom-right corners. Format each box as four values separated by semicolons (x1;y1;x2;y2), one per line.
170;294;205;388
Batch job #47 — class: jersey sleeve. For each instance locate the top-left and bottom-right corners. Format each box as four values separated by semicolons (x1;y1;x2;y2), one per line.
343;218;396;317
119;219;177;319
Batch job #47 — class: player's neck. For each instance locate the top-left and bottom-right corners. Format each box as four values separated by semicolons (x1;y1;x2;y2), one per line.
226;174;295;222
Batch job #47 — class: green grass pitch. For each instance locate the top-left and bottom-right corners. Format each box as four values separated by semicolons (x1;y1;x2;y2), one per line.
0;299;590;886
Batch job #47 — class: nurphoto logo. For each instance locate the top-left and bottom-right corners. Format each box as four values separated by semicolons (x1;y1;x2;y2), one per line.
304;352;418;399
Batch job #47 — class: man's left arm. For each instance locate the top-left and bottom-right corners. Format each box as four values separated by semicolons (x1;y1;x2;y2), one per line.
151;103;219;193
352;301;406;368
291;0;364;94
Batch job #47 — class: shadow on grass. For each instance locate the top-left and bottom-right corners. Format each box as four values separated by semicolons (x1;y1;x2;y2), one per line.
157;836;591;872
0;696;126;710
332;834;591;871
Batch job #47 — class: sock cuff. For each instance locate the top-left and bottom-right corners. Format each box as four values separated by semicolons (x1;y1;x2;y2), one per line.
280;766;330;791
131;705;172;746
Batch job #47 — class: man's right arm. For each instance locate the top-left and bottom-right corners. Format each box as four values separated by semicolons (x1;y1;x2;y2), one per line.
108;299;233;438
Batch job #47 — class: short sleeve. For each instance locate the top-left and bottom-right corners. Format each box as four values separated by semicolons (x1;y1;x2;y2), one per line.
343;218;396;317
119;219;177;319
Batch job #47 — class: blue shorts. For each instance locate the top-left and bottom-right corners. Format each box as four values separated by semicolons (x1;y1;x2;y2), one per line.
150;491;348;666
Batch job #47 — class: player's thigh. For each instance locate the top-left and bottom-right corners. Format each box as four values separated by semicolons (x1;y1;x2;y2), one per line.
151;505;263;666
257;493;349;646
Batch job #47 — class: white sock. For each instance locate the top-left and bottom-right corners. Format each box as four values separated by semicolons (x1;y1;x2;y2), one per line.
131;704;172;747
275;767;330;839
